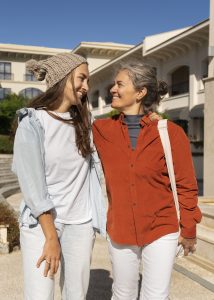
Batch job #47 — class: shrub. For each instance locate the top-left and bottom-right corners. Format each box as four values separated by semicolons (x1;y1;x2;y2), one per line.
0;135;13;154
95;109;119;119
0;93;28;135
0;202;20;252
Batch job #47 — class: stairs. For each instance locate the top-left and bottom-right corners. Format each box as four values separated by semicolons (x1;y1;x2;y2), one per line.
0;155;20;201
174;199;214;293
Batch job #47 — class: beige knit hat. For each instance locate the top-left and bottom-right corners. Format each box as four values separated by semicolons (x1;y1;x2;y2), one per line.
26;53;87;89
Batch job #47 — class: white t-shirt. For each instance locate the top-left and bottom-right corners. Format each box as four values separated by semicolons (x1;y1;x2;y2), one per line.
35;110;92;224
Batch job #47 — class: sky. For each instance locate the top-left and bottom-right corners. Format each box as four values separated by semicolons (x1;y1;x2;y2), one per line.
0;0;210;50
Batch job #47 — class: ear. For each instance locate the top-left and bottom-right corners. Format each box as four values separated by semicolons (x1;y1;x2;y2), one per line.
136;87;147;101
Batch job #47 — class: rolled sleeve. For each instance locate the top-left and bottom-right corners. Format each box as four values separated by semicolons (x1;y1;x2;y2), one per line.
13;118;54;218
170;124;202;238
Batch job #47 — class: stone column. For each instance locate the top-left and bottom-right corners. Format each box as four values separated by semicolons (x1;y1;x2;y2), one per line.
204;0;214;196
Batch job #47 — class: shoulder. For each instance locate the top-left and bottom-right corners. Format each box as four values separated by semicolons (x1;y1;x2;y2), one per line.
16;107;43;134
93;115;119;131
165;120;189;146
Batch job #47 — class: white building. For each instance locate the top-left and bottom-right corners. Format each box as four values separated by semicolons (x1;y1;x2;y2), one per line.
86;20;209;194
0;19;211;195
0;42;132;100
0;44;70;99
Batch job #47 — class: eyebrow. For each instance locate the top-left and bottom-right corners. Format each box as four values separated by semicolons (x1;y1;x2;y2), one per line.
79;73;88;78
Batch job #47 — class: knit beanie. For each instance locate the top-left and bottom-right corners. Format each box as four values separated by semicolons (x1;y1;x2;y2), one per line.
26;53;87;89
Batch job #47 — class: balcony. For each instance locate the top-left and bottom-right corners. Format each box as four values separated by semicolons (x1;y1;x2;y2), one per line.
0;73;14;80
160;92;189;113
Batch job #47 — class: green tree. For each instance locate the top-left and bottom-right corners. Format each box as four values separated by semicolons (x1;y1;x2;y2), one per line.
0;93;28;134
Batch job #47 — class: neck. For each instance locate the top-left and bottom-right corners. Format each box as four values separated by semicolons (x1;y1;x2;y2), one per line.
121;107;144;115
54;100;72;113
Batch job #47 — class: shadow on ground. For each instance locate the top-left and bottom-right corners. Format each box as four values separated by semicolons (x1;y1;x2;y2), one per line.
87;269;113;300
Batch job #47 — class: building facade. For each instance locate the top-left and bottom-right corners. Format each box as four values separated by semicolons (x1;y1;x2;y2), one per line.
0;19;211;195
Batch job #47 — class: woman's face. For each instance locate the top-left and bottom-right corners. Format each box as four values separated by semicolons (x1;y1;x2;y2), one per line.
63;63;89;106
110;70;145;115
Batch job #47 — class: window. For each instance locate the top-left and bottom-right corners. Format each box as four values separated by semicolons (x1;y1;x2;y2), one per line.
0;88;11;100
19;88;43;99
0;62;12;80
105;84;113;105
91;90;99;108
24;69;37;81
170;66;189;96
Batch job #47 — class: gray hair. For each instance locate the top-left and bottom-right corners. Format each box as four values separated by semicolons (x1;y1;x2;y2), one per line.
116;62;168;114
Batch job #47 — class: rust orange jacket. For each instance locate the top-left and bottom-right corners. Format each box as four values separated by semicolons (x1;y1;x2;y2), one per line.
92;113;202;246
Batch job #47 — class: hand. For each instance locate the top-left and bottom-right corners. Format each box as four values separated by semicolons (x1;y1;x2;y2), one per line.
178;235;196;256
37;238;61;277
149;112;163;121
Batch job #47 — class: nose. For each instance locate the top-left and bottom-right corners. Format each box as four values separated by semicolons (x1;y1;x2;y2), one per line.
110;84;116;94
83;80;89;92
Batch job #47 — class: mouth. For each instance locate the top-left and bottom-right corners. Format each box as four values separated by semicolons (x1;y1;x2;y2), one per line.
77;91;86;99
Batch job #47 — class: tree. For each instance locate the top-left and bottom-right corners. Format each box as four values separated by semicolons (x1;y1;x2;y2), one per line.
0;94;28;134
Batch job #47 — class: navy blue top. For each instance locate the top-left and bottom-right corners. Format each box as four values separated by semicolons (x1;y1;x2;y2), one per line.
124;114;143;149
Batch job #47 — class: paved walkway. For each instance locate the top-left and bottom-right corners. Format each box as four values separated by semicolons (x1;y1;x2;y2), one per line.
0;193;214;300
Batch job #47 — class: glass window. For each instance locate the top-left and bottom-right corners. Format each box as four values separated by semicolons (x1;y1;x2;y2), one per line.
0;88;11;100
91;91;99;108
170;66;189;96
24;69;37;81
20;88;43;99
0;62;12;80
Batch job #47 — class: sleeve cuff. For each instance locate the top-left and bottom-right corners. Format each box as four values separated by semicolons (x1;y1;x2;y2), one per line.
180;225;196;238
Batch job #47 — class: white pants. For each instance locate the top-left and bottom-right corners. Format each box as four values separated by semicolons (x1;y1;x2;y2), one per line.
20;221;95;300
109;232;179;300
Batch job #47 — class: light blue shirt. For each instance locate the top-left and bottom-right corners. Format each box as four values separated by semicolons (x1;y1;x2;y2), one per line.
12;108;106;237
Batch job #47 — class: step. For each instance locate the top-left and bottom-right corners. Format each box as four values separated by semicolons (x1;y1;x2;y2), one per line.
0;184;20;199
200;203;214;228
0;163;12;169
0;173;17;180
0;167;13;172
0;155;13;163
174;254;214;293
196;225;214;264
0;179;19;189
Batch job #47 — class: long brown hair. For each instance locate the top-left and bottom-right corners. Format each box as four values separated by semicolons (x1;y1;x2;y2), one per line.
28;65;93;158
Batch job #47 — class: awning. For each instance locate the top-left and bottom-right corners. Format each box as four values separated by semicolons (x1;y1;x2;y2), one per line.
165;107;189;120
189;104;204;118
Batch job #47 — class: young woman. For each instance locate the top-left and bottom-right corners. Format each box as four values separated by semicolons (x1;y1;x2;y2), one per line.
92;62;202;300
12;52;106;300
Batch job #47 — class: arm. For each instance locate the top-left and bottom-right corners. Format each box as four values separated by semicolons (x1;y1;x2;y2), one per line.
13;117;60;274
170;124;202;254
37;212;61;276
13;117;54;217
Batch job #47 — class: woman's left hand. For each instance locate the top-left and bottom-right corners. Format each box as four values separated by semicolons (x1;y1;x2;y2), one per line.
149;112;163;121
178;235;196;256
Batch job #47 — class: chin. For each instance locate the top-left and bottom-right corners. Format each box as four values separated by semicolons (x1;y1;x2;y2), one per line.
111;102;119;109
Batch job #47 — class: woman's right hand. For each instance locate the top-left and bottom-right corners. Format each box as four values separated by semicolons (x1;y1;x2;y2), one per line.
37;237;61;277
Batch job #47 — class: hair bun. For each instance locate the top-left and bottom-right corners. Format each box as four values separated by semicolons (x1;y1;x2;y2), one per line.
158;80;168;96
26;59;46;81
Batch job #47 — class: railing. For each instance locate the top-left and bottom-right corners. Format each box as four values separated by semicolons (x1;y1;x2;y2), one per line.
0;73;14;80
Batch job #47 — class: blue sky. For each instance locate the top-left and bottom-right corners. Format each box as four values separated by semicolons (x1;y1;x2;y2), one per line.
0;0;209;49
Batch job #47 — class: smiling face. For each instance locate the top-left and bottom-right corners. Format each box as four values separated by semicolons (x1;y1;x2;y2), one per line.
110;70;146;115
62;63;89;109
